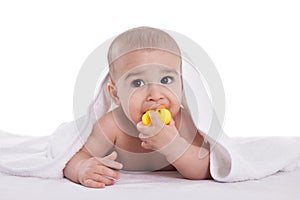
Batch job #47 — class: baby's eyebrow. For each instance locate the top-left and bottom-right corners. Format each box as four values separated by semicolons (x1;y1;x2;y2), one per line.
161;69;180;75
124;68;180;80
124;71;143;80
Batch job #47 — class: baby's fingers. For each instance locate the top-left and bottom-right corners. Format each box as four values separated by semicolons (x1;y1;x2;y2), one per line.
103;151;118;161
82;179;105;188
101;158;123;170
149;111;163;126
92;173;115;186
95;165;121;180
100;151;123;170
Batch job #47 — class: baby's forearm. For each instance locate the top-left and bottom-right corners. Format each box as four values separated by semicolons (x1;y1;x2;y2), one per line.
165;139;211;180
173;145;211;179
63;149;91;183
158;135;211;179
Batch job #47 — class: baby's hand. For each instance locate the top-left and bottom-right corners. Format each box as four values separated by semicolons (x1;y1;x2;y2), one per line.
77;151;123;188
137;111;179;152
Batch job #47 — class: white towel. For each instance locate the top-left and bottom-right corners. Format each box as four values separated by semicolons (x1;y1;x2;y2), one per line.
1;61;300;182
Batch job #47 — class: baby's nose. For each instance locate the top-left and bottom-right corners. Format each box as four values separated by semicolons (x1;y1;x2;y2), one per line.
146;85;164;102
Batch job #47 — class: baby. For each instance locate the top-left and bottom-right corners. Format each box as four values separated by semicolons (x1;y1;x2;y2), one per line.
63;27;211;188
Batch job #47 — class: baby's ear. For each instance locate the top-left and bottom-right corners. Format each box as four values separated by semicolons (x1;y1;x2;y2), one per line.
107;83;120;105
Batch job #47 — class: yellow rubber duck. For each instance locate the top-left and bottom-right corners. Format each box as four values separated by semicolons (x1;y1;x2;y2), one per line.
142;105;171;126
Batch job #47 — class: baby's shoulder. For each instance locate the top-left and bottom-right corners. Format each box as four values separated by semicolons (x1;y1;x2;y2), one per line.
95;111;120;142
97;111;115;125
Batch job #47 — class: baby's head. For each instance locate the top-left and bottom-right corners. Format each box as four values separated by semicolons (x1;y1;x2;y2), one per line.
107;27;183;124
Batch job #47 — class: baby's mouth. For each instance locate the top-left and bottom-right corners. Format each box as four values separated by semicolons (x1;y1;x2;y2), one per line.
143;104;167;114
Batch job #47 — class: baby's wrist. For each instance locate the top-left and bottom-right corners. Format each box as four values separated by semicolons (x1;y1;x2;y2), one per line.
76;158;89;183
158;135;190;163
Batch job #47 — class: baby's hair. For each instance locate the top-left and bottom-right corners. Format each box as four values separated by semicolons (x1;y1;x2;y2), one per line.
107;26;181;69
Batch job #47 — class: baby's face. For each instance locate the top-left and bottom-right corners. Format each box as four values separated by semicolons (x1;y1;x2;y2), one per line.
109;50;182;124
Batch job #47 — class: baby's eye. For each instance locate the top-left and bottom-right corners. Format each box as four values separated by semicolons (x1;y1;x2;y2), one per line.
131;79;145;87
160;76;173;84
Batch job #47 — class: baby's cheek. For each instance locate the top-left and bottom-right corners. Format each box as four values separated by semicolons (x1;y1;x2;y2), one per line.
167;94;181;118
127;98;143;123
170;106;180;118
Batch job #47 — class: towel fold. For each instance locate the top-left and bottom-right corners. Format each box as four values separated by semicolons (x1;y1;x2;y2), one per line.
208;134;300;182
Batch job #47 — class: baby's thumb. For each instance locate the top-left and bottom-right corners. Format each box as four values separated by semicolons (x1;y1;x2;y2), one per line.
98;151;123;170
103;151;118;161
149;111;162;125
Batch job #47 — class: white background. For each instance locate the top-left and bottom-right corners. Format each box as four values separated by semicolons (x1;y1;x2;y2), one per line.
0;0;299;137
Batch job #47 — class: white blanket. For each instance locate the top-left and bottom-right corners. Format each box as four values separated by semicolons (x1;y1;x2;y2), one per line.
1;63;300;182
2;169;300;200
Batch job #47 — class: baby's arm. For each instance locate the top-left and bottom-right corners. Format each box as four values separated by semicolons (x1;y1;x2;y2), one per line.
63;115;123;188
168;132;211;180
137;111;210;180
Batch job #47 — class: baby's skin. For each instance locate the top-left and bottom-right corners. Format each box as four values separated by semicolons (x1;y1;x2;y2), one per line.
63;50;211;188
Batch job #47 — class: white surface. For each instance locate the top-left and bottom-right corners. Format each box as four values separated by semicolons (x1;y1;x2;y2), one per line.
0;1;300;137
1;169;300;200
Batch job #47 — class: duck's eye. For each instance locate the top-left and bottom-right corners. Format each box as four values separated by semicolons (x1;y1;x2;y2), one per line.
160;76;173;84
131;79;145;87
